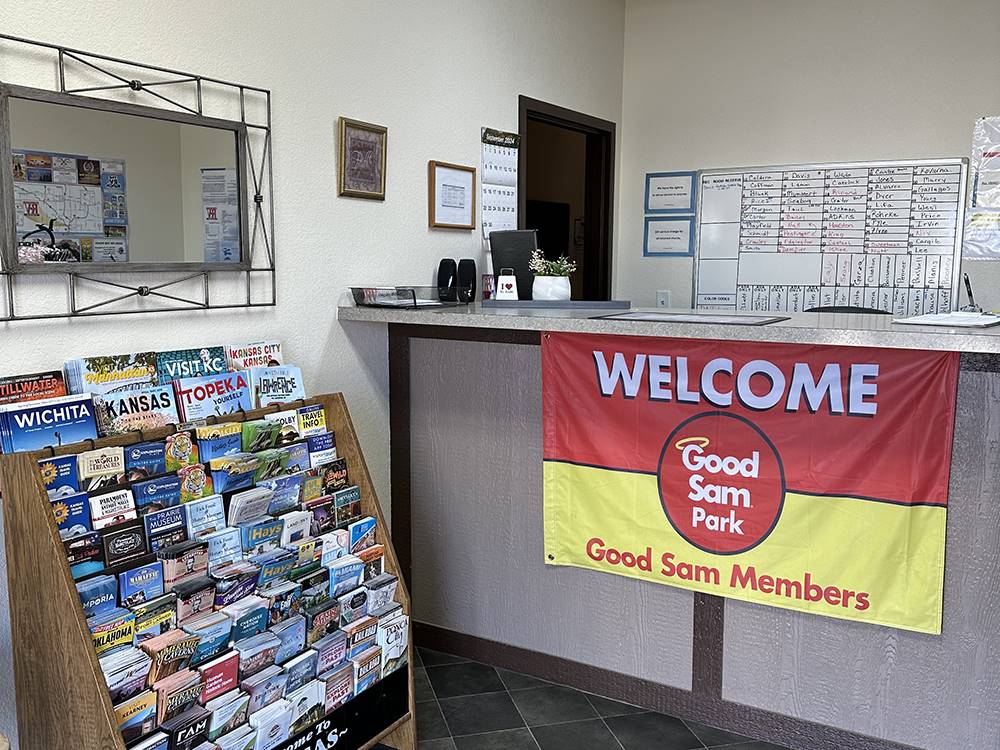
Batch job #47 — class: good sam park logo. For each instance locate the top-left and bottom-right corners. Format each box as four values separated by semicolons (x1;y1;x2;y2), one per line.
658;412;785;555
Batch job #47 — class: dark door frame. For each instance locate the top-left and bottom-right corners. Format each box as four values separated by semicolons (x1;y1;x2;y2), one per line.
518;95;615;300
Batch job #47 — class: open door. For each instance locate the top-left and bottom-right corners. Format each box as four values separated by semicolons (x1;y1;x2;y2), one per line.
518;95;615;301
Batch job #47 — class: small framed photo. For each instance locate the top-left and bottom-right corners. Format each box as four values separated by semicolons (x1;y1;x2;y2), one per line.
428;161;476;230
338;117;387;200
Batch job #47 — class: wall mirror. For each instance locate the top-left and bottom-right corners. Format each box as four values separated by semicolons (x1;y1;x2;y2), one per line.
1;85;249;272
0;33;273;322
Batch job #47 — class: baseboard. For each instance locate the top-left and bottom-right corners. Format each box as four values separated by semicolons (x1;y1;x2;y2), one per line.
414;621;921;750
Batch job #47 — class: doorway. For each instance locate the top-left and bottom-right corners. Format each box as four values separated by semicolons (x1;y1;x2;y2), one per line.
519;95;615;301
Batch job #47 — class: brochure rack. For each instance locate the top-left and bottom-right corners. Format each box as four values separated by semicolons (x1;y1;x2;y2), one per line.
0;392;415;750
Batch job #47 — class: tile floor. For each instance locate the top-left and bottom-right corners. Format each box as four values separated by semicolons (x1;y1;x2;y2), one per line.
412;647;789;750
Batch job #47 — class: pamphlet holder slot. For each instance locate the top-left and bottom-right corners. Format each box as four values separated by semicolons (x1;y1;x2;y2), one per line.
0;392;415;750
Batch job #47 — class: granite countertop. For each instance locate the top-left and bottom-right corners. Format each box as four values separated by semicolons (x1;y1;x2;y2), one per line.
338;303;1000;354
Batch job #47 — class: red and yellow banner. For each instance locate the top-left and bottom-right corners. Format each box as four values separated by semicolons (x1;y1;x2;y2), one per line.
542;332;959;633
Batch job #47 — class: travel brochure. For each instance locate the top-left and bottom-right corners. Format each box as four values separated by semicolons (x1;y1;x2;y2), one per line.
0;341;301;455
5;356;407;749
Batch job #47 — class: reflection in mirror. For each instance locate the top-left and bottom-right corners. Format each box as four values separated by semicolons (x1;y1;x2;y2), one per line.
8;96;243;267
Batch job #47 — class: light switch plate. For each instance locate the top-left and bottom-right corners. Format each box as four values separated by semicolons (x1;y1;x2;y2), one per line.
656;290;671;307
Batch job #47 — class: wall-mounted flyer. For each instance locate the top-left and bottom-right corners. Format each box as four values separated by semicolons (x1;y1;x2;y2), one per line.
202;167;240;263
966;116;1000;260
642;170;697;257
12;149;128;263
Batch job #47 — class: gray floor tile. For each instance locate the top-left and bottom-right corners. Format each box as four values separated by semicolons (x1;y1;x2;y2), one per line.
427;661;506;698
416;666;436;703
685;719;752;747
510;685;598;726
530;719;622;750
585;693;645;718
418;740;457;750
705;743;789;750
497;668;551;691
417;700;451;741
419;647;469;666
453;727;540;749
605;711;703;749
439;692;526;736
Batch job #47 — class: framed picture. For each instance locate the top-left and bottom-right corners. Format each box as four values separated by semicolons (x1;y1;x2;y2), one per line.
428;161;476;230
338;117;387;200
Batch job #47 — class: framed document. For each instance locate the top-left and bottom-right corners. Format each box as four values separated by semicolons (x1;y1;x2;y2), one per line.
428;161;476;230
644;170;697;214
643;216;695;256
338;118;387;200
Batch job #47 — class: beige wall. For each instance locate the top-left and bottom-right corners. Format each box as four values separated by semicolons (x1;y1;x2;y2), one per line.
616;0;1000;309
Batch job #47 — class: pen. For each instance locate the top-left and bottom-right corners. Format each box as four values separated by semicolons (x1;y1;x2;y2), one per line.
964;272;978;311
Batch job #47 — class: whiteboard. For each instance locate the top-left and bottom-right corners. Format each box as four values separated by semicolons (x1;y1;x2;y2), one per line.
692;159;968;315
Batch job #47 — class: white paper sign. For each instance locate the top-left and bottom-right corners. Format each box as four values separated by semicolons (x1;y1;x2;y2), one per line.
645;171;696;212
644;216;694;256
966;116;1000;259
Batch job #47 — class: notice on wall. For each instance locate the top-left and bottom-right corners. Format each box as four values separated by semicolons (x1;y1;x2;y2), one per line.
202;167;240;263
965;116;1000;259
644;216;695;256
12;149;128;262
481;128;519;239
542;332;958;634
645;171;696;213
643;170;697;256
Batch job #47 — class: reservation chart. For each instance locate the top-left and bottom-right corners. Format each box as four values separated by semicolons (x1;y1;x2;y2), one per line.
693;160;967;314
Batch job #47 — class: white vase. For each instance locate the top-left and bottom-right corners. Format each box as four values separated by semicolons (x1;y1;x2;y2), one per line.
532;276;571;301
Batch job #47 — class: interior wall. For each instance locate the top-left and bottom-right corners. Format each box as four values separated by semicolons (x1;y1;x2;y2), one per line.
0;0;625;508
616;0;1000;309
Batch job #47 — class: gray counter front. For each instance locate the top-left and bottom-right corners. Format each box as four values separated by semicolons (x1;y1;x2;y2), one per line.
340;304;1000;750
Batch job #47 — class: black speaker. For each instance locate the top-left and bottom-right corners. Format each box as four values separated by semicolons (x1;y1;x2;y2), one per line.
437;258;457;301
457;258;476;302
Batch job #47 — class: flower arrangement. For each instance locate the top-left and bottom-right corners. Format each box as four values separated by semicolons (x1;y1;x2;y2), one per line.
528;249;577;277
16;240;47;265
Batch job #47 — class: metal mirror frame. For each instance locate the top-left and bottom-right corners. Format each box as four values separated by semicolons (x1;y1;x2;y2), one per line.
0;34;275;321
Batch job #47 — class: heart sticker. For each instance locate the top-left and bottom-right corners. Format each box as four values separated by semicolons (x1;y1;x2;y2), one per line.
504;283;513;290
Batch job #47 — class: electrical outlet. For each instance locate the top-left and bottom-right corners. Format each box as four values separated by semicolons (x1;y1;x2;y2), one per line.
656;290;671;308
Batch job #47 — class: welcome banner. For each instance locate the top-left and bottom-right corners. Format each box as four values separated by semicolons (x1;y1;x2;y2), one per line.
542;332;959;634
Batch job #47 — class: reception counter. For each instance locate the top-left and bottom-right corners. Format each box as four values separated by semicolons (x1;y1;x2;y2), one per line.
339;304;1000;750
338;303;1000;353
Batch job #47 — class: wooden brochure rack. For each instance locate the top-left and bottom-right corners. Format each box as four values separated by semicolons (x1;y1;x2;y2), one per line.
0;392;415;750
